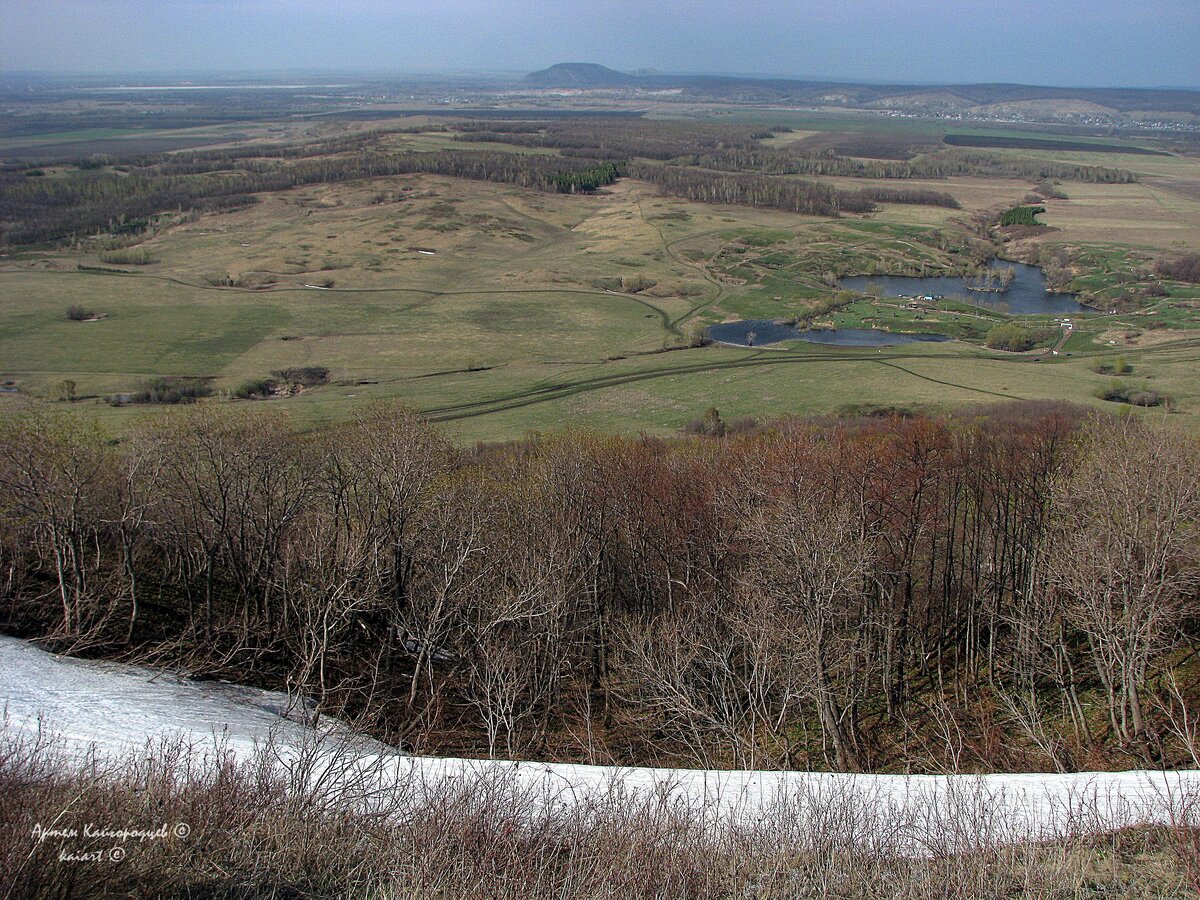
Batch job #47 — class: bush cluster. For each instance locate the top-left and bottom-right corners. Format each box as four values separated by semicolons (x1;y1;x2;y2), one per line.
985;323;1037;351
1095;380;1166;407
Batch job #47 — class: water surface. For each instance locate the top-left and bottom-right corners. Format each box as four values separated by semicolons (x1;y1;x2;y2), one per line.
839;261;1088;315
709;320;950;347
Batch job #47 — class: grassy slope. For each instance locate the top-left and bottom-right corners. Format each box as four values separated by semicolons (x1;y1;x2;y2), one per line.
3;120;1199;440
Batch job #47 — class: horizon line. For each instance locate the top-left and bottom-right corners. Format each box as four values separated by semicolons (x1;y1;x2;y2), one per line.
1;67;1197;94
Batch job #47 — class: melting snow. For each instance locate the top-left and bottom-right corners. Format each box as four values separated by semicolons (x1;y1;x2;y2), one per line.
3;634;1198;842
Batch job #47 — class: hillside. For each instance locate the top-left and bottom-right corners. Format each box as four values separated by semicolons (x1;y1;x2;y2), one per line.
524;62;638;88
522;63;1200;120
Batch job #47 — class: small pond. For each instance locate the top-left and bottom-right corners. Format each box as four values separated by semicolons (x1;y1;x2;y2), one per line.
839;260;1090;315
708;320;952;347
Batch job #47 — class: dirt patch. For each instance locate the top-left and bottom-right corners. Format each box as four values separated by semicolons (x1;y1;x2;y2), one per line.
1144;176;1200;203
1097;328;1180;347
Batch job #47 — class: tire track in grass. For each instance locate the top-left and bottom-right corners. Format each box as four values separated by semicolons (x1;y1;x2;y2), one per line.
420;349;1010;422
875;360;1027;401
4;268;680;339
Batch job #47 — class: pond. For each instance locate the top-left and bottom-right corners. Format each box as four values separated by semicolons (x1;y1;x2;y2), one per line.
708;319;952;347
839;260;1090;315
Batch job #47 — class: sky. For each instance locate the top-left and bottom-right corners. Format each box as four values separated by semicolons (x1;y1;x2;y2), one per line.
2;0;1197;89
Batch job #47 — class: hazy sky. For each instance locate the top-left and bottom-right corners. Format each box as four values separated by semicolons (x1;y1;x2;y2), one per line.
2;0;1197;88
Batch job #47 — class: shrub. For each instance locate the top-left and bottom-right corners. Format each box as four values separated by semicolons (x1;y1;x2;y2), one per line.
806;291;856;320
1092;357;1132;375
99;249;155;266
233;378;278;400
999;206;1046;227
1155;253;1200;283
1096;380;1166;407
683;321;711;348
620;275;657;294
1034;182;1068;200
985;323;1037;352
129;377;213;405
685;406;726;437
272;366;329;387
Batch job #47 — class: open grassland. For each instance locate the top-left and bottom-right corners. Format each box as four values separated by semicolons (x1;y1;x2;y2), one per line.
1036;180;1200;251
942;148;1200;252
812;174;1030;224
4;170;1199;439
3;109;1200;440
804;152;1200;250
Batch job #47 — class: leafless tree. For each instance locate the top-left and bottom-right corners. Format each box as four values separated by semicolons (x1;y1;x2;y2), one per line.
1047;416;1200;751
739;465;878;772
0;406;108;636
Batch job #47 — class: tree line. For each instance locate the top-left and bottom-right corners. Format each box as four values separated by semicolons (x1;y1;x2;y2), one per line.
681;148;1136;184
0;148;895;245
448;118;1137;184
2;401;1198;773
0;150;623;245
2;113;1134;245
624;162;877;216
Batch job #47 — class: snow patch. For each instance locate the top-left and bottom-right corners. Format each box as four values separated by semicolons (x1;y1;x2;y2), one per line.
3;635;1198;842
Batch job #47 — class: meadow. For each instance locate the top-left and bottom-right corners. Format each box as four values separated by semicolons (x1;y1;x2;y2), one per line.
6;84;1200;899
2;109;1199;440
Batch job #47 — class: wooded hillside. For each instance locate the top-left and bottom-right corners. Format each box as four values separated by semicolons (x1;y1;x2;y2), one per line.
2;402;1197;773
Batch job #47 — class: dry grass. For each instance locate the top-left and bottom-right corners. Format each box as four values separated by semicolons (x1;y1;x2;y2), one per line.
3;725;1199;899
815;174;1034;219
3;138;1198;439
1036;181;1200;251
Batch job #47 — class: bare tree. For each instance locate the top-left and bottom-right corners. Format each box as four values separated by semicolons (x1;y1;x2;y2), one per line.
106;434;163;641
147;406;313;636
0;406;109;637
739;464;877;772
278;510;380;722
1047;417;1200;751
317;401;454;617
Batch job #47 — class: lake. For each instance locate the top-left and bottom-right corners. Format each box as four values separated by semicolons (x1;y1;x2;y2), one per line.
708;320;951;347
839;260;1089;315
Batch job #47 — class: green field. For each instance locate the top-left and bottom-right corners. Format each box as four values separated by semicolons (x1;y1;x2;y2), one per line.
3;111;1200;440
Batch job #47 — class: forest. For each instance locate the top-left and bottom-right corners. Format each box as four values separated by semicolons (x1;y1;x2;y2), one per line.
449;118;1139;181
0;148;621;245
0;115;1138;245
2;400;1197;774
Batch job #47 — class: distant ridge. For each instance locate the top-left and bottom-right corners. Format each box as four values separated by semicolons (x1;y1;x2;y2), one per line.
520;63;1200;119
524;63;638;89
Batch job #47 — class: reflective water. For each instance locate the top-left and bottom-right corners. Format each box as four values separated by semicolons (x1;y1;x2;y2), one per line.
708;320;951;347
839;260;1089;315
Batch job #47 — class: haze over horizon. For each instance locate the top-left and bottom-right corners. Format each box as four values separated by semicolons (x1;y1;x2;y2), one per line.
2;0;1198;90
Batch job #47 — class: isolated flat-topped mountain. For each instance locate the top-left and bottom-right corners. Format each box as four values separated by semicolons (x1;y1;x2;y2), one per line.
524;62;639;88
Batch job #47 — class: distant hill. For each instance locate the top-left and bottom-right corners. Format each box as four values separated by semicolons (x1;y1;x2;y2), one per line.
521;64;1200;121
524;63;638;89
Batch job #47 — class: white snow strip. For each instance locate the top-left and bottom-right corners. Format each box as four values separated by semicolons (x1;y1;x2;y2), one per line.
3;635;1197;845
0;635;334;758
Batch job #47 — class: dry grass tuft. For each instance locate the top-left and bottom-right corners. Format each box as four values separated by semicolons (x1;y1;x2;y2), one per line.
2;725;1197;899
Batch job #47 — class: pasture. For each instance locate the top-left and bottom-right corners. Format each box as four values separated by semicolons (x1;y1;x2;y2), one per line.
3;110;1200;440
